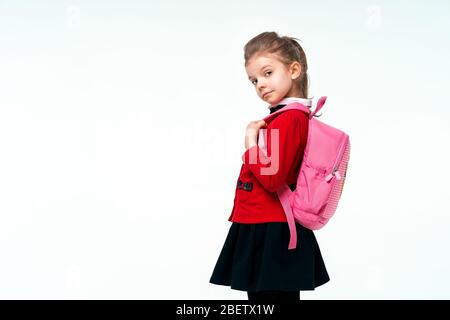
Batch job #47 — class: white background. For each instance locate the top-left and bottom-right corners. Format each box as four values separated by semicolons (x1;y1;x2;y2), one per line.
1;0;449;299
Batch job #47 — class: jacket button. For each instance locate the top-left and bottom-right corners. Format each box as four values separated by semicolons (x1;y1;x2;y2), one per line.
243;182;253;191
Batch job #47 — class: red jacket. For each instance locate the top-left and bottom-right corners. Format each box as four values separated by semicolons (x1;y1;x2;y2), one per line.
228;109;309;223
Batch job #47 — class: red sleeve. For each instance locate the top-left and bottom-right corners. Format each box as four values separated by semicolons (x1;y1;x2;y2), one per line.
241;110;305;193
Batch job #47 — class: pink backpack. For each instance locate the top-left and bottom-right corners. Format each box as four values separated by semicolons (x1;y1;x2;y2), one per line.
260;96;351;250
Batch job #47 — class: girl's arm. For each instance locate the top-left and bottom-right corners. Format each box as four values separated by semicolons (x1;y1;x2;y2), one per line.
241;111;306;193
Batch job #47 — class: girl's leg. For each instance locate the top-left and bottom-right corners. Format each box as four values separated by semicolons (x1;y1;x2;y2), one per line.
247;290;300;301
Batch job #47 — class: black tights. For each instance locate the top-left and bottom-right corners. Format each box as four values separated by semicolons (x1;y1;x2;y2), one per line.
247;290;300;301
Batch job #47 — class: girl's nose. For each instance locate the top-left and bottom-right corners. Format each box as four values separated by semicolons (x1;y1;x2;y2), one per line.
256;80;266;91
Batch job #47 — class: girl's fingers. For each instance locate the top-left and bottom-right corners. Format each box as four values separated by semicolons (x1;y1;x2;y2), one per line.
247;120;267;129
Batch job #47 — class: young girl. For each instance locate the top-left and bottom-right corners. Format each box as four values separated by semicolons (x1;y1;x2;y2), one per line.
209;31;330;301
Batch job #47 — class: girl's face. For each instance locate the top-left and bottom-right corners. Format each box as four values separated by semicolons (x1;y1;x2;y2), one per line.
246;52;301;106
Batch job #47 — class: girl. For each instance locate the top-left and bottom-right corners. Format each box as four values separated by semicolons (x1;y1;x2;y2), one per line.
209;31;330;301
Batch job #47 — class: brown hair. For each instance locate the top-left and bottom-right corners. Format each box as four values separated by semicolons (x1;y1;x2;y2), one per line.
244;31;311;99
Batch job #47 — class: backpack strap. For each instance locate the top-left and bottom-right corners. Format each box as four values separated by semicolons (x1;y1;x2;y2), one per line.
272;96;328;250
277;185;297;250
262;96;327;123
262;102;311;124
310;96;327;119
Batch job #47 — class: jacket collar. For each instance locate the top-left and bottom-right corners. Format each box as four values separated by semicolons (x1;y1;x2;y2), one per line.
268;96;313;109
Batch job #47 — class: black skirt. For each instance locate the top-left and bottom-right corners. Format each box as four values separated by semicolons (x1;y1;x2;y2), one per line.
209;222;330;292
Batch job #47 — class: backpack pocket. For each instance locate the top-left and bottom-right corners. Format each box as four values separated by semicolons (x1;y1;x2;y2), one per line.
294;163;333;215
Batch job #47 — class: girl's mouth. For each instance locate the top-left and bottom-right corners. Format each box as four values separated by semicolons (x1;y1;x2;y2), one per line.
263;91;273;99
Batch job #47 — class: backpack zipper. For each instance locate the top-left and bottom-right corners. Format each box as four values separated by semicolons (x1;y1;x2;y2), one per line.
326;134;348;182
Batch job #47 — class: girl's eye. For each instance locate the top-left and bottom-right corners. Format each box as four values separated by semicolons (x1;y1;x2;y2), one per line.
250;71;272;85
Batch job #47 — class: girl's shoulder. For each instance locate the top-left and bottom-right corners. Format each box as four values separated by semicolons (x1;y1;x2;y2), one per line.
268;109;309;129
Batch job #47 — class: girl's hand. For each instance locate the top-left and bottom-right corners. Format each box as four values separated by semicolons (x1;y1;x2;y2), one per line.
245;120;267;149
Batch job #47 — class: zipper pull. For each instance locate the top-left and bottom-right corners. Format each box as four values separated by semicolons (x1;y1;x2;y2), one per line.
335;171;341;180
325;169;341;182
325;173;333;182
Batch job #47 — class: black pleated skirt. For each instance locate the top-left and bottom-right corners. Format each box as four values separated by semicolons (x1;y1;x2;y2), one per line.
209;222;330;292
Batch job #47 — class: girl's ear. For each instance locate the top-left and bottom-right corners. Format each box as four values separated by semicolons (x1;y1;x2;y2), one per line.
289;61;302;80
